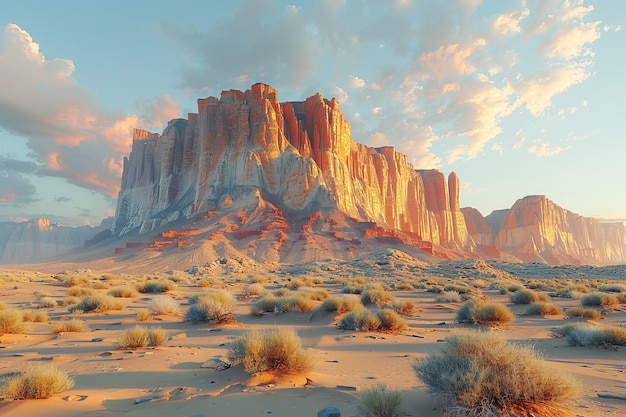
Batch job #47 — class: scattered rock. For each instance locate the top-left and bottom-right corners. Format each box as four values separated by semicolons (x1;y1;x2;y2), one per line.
598;392;626;401
318;406;341;417
91;338;104;342
336;385;359;391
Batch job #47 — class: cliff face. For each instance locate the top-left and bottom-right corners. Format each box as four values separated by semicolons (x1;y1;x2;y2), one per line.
463;196;626;265
0;218;99;263
113;83;474;254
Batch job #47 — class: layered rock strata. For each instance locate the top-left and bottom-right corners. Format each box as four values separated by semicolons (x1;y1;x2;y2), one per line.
113;84;474;253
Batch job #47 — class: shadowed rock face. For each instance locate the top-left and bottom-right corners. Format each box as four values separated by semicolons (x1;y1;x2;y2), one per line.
112;83;474;253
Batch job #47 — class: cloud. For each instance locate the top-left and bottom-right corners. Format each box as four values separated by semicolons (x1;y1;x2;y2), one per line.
527;141;565;157
0;24;179;199
54;196;72;203
331;86;348;103
491;8;530;36
543;21;601;60
158;1;325;91
0;157;38;204
348;75;366;88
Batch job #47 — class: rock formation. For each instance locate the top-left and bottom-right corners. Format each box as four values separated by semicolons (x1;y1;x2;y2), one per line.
110;83;626;266
0;218;100;263
463;196;626;265
113;83;474;258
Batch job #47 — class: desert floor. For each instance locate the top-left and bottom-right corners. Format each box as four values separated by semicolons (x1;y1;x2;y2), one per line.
0;261;624;417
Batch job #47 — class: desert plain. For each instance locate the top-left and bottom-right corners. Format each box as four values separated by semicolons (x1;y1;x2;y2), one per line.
0;253;624;417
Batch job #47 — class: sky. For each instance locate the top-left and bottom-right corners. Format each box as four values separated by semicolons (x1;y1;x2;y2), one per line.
1;0;625;227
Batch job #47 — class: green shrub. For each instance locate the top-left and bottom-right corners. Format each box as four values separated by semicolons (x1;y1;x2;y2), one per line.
510;289;549;304
0;309;28;335
565;307;601;320
108;286;139;298
581;293;618;307
185;290;235;323
136;280;177;293
339;308;381;331
320;295;361;313
0;364;74;400
357;383;403;417
554;323;626;346
456;299;514;326
147;295;179;315
524;302;563;316
69;293;123;313
598;284;624;293
228;328;313;374
414;331;579;416
52;320;88;333
118;325;167;349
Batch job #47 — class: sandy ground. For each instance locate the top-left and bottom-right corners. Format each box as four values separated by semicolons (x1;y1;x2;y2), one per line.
0;267;624;417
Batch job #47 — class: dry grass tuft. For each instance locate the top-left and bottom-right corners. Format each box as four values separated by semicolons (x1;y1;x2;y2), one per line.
339;308;382;332
69;293;123;313
228;328;313;374
107;286;139;298
0;364;74;400
185;290;235;323
51;319;89;333
320;295;362;314
136;309;151;322
136;280;177;293
0;309;29;335
565;307;602;320
357;383;404;417
510;289;550;304
554;323;626;347
147;295;179;315
414;330;579;416
580;293;618;307
456;299;514;326
118;325;168;349
524;302;563;316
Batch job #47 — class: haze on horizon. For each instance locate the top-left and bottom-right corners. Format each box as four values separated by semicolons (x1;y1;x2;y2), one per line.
1;0;624;228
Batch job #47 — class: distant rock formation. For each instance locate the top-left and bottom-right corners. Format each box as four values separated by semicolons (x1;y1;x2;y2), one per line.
0;218;101;263
463;196;626;265
113;83;474;256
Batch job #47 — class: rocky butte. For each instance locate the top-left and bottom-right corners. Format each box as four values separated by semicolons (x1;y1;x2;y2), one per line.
110;83;626;266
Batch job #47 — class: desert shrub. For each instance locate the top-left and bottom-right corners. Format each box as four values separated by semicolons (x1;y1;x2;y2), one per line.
253;294;279;315
32;311;48;322
241;283;266;298
320;295;361;314
394;281;414;291
67;287;93;297
435;291;462;303
63;276;90;287
108;286;139;298
57;296;79;307
444;283;472;294
387;298;416;316
598;284;624;293
361;285;393;306
456;299;514;326
339;308;381;331
357;383;403;417
524;302;563;316
0;309;28;335
426;285;444;293
249;275;267;284
510;289;549;304
69;293;123;313
581;293;618;307
136;310;151;321
273;288;292;297
565;307;602;320
0;302;6;310
554;323;626;347
228;328;313;374
118;325;167;349
342;284;363;294
147;295;179;315
617;293;626;304
39;297;57;308
297;287;329;301
0;364;74;400
21;310;33;322
376;309;406;332
285;277;316;289
136;280;177;293
51;320;88;333
414;331;579;416
185;290;235;323
275;294;315;312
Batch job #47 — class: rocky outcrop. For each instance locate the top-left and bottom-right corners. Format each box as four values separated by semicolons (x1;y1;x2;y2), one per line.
113;83;474;256
0;218;100;263
463;196;626;265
